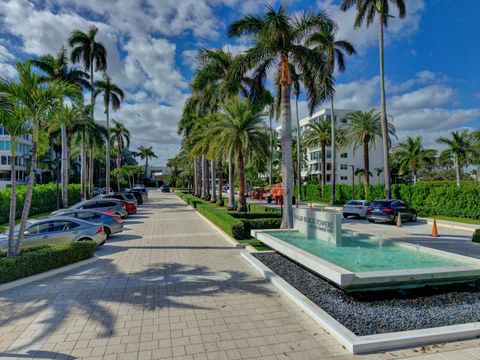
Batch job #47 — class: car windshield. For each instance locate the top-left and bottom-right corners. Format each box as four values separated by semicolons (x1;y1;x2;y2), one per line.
371;201;391;208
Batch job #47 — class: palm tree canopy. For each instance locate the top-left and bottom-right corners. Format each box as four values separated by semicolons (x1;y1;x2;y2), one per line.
227;3;335;114
136;145;157;160
392;136;437;174
342;109;396;149
303;120;331;148
110;119;130;148
69;26;107;72
436;130;472;166
340;0;406;27
94;73;125;111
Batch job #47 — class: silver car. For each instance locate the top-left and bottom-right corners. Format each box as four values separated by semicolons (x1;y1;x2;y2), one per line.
95;193;138;207
0;217;107;250
342;200;371;218
50;210;124;238
52;199;129;218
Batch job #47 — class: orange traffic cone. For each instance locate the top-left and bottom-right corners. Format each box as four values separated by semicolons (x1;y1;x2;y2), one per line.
396;213;402;227
309;203;313;210
432;219;439;237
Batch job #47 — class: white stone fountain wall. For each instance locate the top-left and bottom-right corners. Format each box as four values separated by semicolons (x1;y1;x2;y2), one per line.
293;208;343;245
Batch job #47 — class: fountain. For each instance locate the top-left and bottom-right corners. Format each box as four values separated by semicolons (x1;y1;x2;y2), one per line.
251;208;480;291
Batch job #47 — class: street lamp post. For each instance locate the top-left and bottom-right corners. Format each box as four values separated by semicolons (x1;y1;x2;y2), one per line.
348;165;355;200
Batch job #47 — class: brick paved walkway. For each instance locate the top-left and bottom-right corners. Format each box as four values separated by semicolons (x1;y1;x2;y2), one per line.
1;192;480;359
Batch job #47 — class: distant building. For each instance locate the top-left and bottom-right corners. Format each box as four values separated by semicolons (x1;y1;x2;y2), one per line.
276;108;385;185
0;126;32;189
146;165;171;184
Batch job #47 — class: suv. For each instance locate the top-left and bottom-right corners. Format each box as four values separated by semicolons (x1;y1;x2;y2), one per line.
342;200;370;218
366;200;417;224
53;199;129;218
160;184;170;193
95;193;138;214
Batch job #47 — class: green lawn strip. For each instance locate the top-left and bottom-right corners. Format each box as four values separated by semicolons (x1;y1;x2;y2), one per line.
0;241;96;284
238;239;271;251
421;214;480;226
0;211;52;232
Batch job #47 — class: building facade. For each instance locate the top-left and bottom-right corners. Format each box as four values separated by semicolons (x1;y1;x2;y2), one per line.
277;108;385;185
0;126;32;189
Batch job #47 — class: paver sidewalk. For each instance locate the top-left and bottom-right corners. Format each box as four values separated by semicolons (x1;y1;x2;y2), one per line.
1;192;480;360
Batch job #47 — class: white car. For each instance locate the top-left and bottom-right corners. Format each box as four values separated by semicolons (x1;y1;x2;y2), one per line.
342;200;371;218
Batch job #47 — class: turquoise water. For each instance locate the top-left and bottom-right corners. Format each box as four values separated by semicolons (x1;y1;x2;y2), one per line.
271;231;469;272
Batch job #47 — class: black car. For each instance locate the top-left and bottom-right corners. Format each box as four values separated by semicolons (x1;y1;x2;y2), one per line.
160;184;170;193
365;200;417;224
125;190;144;205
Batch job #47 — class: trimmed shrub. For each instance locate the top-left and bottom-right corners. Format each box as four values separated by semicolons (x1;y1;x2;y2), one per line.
247;204;280;214
473;229;480;243
229;212;282;219
196;204;245;239
0;183;81;224
240;218;282;236
0;241;95;284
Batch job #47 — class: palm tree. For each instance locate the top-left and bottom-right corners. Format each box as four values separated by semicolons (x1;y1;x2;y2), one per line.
0;96;30;256
228;4;334;227
209;97;269;212
110;119;130;170
343;109;396;189
31;47;90;206
303;120;331;192
85;118;108;195
392;136;436;185
94;73;124;192
136;145;157;180
0;62;80;254
437;130;472;187
306;24;356;205
340;0;406;199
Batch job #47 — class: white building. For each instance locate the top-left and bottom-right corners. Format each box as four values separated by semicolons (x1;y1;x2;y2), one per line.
0;126;32;189
276;108;385;185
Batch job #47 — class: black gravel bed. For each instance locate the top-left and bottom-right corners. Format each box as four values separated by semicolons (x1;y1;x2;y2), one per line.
253;252;480;336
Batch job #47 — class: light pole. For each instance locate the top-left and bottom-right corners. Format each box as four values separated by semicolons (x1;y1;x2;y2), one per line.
348;165;355;200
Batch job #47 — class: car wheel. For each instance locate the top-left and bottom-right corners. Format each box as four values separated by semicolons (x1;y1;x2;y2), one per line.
78;237;92;241
367;219;375;223
104;227;111;239
343;214;349;218
411;213;417;222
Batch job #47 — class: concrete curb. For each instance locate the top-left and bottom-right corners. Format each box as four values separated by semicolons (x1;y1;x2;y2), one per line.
241;250;480;354
0;256;98;293
422;218;477;233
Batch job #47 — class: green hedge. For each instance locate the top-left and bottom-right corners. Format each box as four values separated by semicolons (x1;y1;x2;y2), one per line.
196;204;245;239
247;204;281;214
0;183;81;224
300;183;480;219
239;218;282;235
229;212;282;219
0;241;95;284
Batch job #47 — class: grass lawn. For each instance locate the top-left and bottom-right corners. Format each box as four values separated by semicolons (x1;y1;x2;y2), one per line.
0;211;52;232
422;214;480;226
238;239;271;251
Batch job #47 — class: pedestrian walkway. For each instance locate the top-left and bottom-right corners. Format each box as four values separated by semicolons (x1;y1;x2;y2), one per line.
1;192;480;359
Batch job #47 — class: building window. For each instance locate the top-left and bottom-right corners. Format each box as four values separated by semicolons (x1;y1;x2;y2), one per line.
340;164;348;170
340;153;348;158
340;176;348;180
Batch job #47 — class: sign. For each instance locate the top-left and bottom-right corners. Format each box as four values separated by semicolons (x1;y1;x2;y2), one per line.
293;208;342;245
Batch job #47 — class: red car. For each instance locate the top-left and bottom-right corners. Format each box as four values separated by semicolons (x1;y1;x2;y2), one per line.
121;200;137;215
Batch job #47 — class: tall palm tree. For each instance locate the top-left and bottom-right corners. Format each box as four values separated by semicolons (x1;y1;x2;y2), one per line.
228;4;334;227
94;73;124;192
0;96;30;256
31;47;90;206
340;0;406;199
208;97;269;212
393;136;436;185
437;130;472;187
85;118;108;195
136;145;157;180
303;120;331;191
306;24;356;205
110;119;130;170
0;62;80;254
343;109;396;189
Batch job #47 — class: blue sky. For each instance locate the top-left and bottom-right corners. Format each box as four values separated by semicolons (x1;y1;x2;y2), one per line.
0;0;478;165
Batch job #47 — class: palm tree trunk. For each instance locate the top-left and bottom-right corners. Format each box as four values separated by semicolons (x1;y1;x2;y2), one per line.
80;133;87;200
269;115;273;187
228;157;235;210
193;156;198;196
206;160;210;200
455;159;461;187
16;123;39;255
413;171;417;186
321;144;326;191
210;160;217;203
201;154;207;199
378;14;392;199
88;145;94;198
105;105;111;192
7;141;16;257
237;151;247;213
145;157;149;181
295;95;301;207
61;121;68;208
217;160;223;206
364;139;370;197
280;80;294;229
330;96;336;205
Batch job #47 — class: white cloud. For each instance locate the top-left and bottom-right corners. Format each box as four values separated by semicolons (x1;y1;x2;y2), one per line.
389;85;456;110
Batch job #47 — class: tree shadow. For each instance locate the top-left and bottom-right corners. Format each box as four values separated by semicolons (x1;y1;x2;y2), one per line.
0;258;272;353
0;350;75;359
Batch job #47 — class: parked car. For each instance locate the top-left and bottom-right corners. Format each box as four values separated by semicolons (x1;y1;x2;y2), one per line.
365;200;417;224
50;210;123;238
52;199;129;219
0;217;107;249
133;187;148;201
342;200;371;218
160;184;170;193
125;190;144;205
222;185;229;193
95;193;138;214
